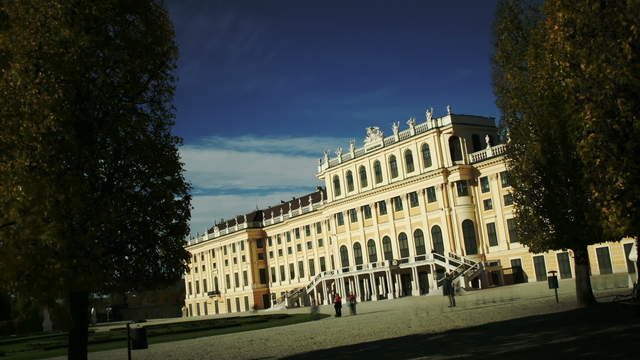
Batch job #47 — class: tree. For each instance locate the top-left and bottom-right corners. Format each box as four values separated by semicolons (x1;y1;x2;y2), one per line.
0;1;191;358
492;0;611;307
540;0;640;299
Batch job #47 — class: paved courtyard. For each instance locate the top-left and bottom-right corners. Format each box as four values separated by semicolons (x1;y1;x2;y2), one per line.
50;278;637;359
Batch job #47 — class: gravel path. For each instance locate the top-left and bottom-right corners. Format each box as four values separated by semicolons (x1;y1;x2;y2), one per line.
49;279;631;360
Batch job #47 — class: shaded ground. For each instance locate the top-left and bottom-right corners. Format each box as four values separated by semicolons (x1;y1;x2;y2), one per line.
284;302;640;360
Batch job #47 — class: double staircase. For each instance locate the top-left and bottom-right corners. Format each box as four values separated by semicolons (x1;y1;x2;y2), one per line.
269;252;484;309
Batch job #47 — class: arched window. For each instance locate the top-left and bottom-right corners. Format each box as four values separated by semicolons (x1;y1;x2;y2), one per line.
389;155;399;178
382;236;393;261
431;225;444;255
462;219;478;255
333;175;341;196
414;229;426;255
340;245;350;268
449;136;462;162
398;232;409;258
359;165;368;188
346;171;354;192
404;150;415;173
353;242;363;265
421;143;432;168
367;239;377;263
374;161;383;183
472;134;482;152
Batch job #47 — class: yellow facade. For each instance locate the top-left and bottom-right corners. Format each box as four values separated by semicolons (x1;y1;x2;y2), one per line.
184;110;636;316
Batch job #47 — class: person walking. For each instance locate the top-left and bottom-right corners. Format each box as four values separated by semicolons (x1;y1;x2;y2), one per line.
444;271;456;307
347;292;357;315
333;293;342;317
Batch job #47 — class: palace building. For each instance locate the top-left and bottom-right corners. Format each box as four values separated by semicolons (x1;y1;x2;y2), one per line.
183;107;637;317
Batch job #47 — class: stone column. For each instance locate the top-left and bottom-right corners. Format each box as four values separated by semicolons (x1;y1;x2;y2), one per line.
322;280;329;305
370;274;378;301
412;266;420;296
386;270;394;299
396;273;402;297
354;275;362;302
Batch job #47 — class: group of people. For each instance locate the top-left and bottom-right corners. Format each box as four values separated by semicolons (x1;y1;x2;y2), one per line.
332;292;357;317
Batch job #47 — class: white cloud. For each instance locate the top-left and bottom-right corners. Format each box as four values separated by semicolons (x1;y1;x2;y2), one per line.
181;135;346;235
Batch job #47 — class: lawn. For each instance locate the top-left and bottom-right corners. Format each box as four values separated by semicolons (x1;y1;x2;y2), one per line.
0;313;328;359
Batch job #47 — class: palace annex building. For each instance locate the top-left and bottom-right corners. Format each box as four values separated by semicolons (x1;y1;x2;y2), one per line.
183;107;637;316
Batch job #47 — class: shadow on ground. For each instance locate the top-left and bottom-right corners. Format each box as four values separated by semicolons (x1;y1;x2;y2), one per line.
283;302;640;360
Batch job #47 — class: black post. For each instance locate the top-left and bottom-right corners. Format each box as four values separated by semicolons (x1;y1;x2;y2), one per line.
127;322;131;360
554;288;559;304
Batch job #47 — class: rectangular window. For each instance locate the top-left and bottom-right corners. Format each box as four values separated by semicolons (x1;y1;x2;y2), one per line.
257;253;263;260
483;198;493;210
201;253;205;261
196;303;200;316
271;267;276;282
295;228;300;239
624;243;636;273
225;274;230;289
336;212;344;226
287;247;292;255
557;252;573;279
309;259;316;276
232;243;236;253
318;238;324;247
277;235;282;245
320;257;326;272
507;218;518;243
316;222;322;234
203;302;208;315
378;200;388;215
269;251;273;259
289;263;295;279
259;268;267;284
244;296;250;312
305;225;311;237
256;238;264;248
409;191;419;207
286;232;291;242
243;270;248;286
224;245;227;255
279;265;286;281
533;255;547;281
226;299;231;313
233;257;237;264
596;246;613;274
426;186;437;203
349;208;358;223
500;171;510;187
306;241;312;250
487;222;498;246
242;255;247;262
296;243;302;252
203;279;208;293
268;237;272;247
393;196;403;211
278;249;283;257
456;180;469;197
240;241;245;251
298;261;305;278
235;297;240;313
503;193;514;206
362;205;372;219
195;281;200;294
234;273;239;288
480;176;490;193
224;259;228;266
188;282;192;295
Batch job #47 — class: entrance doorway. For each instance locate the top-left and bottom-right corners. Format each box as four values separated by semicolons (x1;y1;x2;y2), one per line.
400;273;412;296
262;294;270;309
418;272;429;295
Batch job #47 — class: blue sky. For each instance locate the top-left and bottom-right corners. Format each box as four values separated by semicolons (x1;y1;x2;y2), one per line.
166;0;500;236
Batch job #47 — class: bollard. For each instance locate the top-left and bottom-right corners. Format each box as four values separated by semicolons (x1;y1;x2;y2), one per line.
548;270;559;303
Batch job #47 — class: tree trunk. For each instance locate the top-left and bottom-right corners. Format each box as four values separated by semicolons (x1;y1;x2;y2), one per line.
573;246;597;307
68;290;89;360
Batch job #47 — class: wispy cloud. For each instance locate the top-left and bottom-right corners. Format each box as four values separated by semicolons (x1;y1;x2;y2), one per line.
181;135;346;235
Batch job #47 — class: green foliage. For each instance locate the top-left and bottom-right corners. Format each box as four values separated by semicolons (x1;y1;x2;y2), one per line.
492;0;606;254
0;0;191;304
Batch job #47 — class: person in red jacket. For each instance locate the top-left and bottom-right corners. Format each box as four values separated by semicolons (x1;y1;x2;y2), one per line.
333;294;342;317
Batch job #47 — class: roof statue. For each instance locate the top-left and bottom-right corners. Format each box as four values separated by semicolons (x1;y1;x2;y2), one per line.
335;146;343;157
392;121;400;137
485;134;491;148
406;117;416;127
349;139;356;154
447;105;452;115
364;126;384;145
425;107;432;122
